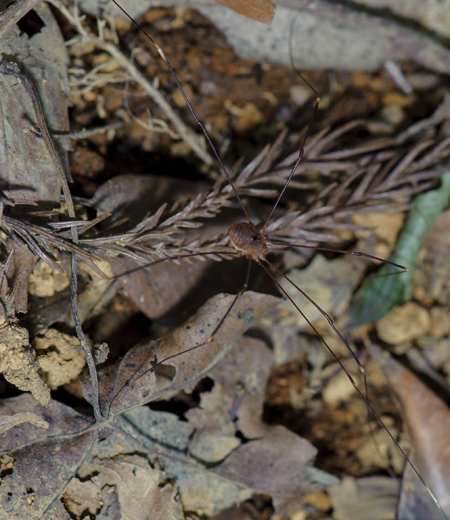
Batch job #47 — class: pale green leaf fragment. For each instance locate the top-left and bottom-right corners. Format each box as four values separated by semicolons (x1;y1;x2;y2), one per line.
350;171;450;325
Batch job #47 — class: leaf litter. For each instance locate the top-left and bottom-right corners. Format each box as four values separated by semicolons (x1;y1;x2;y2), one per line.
1;2;450;519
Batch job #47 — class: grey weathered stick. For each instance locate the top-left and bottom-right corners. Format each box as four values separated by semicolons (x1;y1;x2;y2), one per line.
0;59;103;422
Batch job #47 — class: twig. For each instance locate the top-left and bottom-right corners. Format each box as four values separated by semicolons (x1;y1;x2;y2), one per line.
48;0;213;166
0;60;103;422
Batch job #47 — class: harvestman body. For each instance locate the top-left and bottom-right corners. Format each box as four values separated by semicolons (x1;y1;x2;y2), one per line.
108;2;448;518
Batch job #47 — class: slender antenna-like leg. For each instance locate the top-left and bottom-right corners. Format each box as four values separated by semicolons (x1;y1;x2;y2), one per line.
258;259;447;520
267;259;364;372
269;240;409;272
111;0;251;223
107;258;253;414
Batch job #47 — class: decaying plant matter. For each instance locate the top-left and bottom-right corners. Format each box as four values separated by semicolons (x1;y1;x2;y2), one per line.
1;1;450;519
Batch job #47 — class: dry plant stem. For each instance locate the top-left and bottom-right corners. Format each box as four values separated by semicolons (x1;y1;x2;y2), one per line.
48;0;212;166
0;60;102;422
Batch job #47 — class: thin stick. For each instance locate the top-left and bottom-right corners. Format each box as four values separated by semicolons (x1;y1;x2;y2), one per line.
0;60;103;423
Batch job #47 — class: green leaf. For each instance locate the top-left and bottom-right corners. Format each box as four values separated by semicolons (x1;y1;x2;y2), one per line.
350;171;450;325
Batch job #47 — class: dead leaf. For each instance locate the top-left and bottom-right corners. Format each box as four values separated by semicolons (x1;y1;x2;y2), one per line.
82;291;280;415
0;2;70;205
77;455;183;520
369;345;450;517
215;425;316;497
63;478;101;518
111;254;210;319
214;0;275;24
3;243;36;314
0;394;96;520
186;335;274;439
0;412;48;435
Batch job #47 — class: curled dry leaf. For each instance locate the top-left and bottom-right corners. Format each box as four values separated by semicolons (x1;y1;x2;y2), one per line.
0;412;48;435
76;455;183;520
82;291;280;415
369;345;450;517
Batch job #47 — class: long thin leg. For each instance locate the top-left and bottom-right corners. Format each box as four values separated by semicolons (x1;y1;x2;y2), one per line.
257;259;447;519
261;96;320;233
108;258;253;411
266;259;364;372
112;250;240;280
111;0;251;223
268;240;409;272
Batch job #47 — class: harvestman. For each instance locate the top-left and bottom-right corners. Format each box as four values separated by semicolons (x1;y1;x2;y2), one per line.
108;1;447;518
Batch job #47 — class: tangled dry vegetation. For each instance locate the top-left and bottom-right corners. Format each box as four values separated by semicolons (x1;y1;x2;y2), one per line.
1;1;450;519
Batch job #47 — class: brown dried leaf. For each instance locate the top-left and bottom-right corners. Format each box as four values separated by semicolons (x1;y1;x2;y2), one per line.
0;2;70;205
82;291;280;415
214;0;275;24
4;242;35;314
0;412;48;435
111;254;210;319
215;425;316;496
369;345;450;517
63;478;101;518
0;394;96;520
186;336;274;439
110;339;323;516
77;455;183;520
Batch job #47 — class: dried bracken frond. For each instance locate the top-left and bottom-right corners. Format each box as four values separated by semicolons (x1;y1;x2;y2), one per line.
2;92;448;273
66;93;449;265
